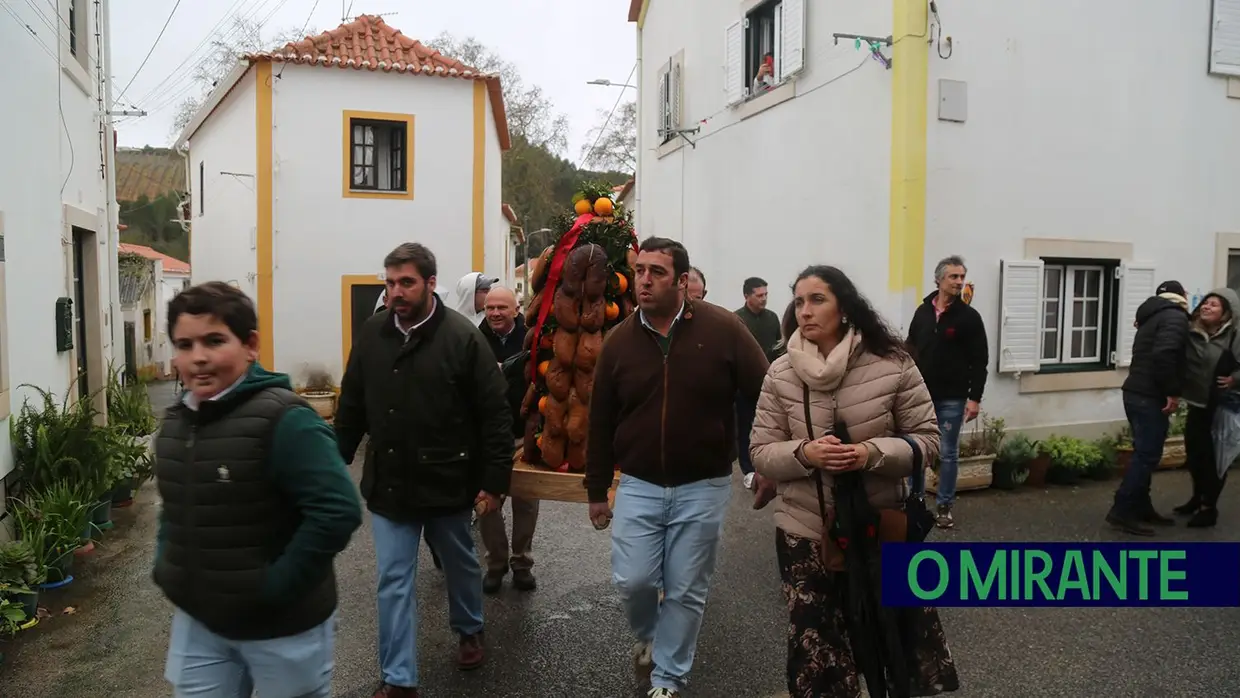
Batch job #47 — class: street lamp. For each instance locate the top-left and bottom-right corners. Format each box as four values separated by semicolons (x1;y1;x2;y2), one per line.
588;78;636;89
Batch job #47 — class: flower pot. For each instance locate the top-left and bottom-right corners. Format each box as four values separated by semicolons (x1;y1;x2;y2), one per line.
42;547;75;587
1046;465;1083;486
1158;435;1187;469
14;590;38;621
1116;447;1134;474
91;498;113;536
1026;454;1051;487
74;540;95;557
926;454;995;493
111;478;134;506
300;391;336;420
990;459;1029;490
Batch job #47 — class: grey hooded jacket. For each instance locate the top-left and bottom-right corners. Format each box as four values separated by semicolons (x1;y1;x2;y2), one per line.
1183;287;1240;408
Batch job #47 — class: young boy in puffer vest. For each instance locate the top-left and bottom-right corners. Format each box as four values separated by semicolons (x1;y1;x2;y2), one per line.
153;281;362;697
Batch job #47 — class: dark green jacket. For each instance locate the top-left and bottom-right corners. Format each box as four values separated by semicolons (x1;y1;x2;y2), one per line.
1184;288;1240;408
735;305;782;363
154;364;362;640
335;294;514;522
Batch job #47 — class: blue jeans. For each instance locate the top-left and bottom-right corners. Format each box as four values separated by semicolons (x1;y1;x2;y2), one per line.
164;609;335;697
372;511;484;688
611;474;732;693
933;399;966;508
1114;392;1170;516
735;396;757;476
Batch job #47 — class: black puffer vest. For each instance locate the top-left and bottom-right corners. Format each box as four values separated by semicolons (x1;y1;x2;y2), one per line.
153;387;337;640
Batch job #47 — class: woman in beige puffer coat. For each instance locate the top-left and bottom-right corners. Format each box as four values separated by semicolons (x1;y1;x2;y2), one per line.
750;265;959;698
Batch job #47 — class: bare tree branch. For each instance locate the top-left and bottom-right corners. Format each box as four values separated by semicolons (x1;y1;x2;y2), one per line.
581;101;636;174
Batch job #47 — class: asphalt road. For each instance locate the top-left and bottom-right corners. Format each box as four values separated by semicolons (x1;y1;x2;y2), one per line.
1;382;1237;697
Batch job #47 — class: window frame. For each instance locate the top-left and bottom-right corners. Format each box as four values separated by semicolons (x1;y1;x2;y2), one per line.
743;0;784;100
340;111;415;200
1036;256;1120;375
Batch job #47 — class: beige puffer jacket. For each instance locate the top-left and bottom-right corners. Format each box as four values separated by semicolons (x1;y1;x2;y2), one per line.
750;327;940;541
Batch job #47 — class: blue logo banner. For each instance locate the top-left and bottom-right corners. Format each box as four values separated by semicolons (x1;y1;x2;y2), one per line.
881;542;1240;607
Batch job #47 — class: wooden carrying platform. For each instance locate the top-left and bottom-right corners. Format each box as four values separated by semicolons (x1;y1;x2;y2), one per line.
509;450;618;507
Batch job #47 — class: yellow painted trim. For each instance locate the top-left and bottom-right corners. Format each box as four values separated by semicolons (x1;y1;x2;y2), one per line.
887;0;929;296
341;110;416;200
256;62;275;370
340;274;384;374
471;81;486;271
637;0;651;28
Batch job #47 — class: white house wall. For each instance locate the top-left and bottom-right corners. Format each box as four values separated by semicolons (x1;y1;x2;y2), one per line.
483;91;508;289
637;0;894;317
0;0;118;480
188;72;258;293
923;0;1240;432
266;65;502;380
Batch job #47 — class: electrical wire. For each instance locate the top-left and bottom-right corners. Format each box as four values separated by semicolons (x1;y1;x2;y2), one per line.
581;62;636;169
114;0;186;106
0;2;58;62
277;0;324;79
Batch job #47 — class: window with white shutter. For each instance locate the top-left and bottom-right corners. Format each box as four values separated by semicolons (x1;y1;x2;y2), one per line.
657;63;672;144
779;0;806;80
1210;0;1240;77
671;55;684;135
998;260;1045;374
724;21;744;106
1116;263;1157;368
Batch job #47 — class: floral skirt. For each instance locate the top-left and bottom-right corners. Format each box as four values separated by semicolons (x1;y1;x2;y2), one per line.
776;529;961;698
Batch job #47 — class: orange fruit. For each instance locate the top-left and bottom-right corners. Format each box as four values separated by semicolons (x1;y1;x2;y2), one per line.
538;360;550;376
593;197;614;216
536;434;543;449
574;199;593;215
538;396;548;414
605;302;619;321
614;272;628;294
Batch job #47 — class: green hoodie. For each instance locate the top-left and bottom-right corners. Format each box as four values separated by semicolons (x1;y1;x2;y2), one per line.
155;364;362;604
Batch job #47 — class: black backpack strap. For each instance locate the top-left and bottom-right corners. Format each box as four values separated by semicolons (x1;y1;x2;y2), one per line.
802;384;830;525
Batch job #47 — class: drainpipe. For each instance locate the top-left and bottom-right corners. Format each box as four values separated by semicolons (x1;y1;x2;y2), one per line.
634;26;643;227
101;0;123;363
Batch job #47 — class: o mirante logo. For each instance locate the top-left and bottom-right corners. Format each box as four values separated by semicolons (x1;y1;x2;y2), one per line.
881;542;1240;608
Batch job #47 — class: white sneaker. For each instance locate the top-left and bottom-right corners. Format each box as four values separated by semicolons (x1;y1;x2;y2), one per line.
648;689;679;698
743;472;755;489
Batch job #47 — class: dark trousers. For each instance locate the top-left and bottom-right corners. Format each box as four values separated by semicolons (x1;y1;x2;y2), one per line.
735;397;756;476
1113;392;1169;516
1186;405;1229;508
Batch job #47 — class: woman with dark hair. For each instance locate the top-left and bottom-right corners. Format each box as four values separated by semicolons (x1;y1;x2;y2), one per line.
1177;288;1240;527
750;265;958;697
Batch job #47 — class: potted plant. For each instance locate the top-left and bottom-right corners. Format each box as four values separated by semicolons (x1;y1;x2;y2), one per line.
1115;404;1189;471
929;414;1005;492
1086;436;1120;481
105;366;158;507
1040;436;1099;486
12;481;93;587
993;433;1036;490
0;540;43;622
0;596;29;636
296;365;337;420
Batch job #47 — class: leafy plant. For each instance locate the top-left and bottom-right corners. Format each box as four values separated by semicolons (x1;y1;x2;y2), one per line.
960;415;1006;457
10;384;124;500
106;365;157;438
0;540;42;588
0;596;27;636
299;365;336;393
11;481;94;575
1038;435;1101;472
998;433;1038;466
1169;403;1188;437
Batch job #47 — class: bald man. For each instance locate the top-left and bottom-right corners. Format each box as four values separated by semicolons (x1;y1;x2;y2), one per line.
476;285;540;594
687;267;707;301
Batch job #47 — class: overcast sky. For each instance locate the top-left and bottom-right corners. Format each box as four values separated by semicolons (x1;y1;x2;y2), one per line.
110;0;637;166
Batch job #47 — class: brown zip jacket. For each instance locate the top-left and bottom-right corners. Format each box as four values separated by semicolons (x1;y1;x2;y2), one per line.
584;299;770;502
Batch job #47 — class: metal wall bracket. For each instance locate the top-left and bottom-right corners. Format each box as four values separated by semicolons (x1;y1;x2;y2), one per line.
833;33;894;70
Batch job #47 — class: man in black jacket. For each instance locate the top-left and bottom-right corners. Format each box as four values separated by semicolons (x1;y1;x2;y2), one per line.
475;285;541;595
907;255;989;529
335;243;513;698
1107;280;1191;536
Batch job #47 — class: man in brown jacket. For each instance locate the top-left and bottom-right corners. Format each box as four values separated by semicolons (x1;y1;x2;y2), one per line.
585;237;769;698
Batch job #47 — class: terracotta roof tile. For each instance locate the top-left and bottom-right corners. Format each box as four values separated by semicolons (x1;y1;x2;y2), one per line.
119;243;190;275
245;15;511;150
116;147;187;202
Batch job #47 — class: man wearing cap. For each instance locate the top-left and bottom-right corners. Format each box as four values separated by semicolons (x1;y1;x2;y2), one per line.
1108;279;1191;536
454;272;499;326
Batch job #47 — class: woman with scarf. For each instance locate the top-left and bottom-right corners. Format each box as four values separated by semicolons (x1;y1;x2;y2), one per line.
750;265;959;698
1177;288;1240;527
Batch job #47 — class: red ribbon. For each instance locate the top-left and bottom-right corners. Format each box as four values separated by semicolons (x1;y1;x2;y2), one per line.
528;213;593;381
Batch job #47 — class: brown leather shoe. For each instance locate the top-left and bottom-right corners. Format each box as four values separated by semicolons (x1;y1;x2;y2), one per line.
458;632;486;670
372;682;419;698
